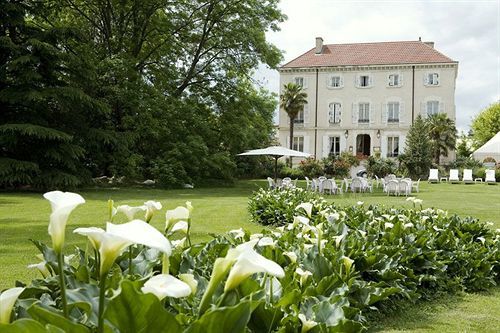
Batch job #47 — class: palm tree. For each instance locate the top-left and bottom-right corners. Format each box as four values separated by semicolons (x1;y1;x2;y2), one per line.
427;113;457;165
279;83;308;165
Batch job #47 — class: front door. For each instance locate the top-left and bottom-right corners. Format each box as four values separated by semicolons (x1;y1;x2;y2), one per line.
356;134;371;157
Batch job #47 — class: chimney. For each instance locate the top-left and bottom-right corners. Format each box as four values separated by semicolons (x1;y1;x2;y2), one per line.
424;41;435;48
315;37;323;54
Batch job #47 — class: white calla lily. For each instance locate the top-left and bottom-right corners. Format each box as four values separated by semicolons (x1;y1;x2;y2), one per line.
144;200;162;222
327;213;340;223
284;251;298;263
141;274;191;300
43;191;85;253
228;228;245;240
185;201;193;213
179;273;198;295
116;205;146;221
295;267;313;286
342;256;354;273
171;237;187;249
385;222;394;229
296;202;313;217
165;206;190;229
265;276;282;299
0;287;25;324
27;261;50;278
250;233;263;240
332;235;345;248
294;216;310;226
257;236;275;248
106;220;171;255
298;313;318;333
224;247;285;291
170;221;189;234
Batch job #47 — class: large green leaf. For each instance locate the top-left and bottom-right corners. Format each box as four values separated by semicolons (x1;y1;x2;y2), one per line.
185;300;259;333
0;319;50;333
103;281;180;333
27;304;90;333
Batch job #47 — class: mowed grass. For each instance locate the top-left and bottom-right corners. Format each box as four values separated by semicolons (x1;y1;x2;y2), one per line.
0;180;499;332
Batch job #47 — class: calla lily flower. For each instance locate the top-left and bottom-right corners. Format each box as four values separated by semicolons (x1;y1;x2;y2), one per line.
142;274;191;300
27;261;50;278
75;220;171;276
144;200;162;222
179;273;198;294
170;221;188;234
265;276;282;299
357;201;364;206
327;213;340;223
165;206;190;230
332;235;345;248
298;314;318;333
342;256;354;273
116;205;146;221
250;233;263;240
296;202;313;218
186;201;193;213
171;237;187;249
0;287;25;324
384;222;394;229
224;246;285;291
43;191;85;253
295;267;313;286
257;236;275;248
228;228;245;240
284;251;298;263
294;216;310;226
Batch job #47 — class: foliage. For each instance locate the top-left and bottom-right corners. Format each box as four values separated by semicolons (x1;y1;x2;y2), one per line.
280;167;304;179
447;156;482;170
298;157;324;178
455;132;474;158
399;116;433;179
365;156;397;178
279;83;307;166
427;113;457;165
0;0;284;189
471;102;500;148
322;152;360;178
248;187;325;226
3;191;499;332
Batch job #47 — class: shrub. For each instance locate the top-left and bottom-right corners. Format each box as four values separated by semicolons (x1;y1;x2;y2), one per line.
366;156;398;177
248;187;324;226
322;152;360;178
297;157;323;177
280;166;303;179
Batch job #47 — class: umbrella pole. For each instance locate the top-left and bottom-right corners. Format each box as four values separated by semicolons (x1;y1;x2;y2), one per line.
274;156;278;182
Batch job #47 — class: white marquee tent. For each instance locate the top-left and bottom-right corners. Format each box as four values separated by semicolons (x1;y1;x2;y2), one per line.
472;131;500;162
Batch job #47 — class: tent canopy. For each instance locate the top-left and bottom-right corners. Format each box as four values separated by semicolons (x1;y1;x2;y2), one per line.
472;131;500;162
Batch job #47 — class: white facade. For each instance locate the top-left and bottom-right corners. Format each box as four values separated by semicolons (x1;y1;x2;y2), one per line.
278;53;458;162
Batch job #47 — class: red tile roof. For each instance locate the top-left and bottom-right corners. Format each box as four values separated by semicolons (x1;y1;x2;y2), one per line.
281;41;456;68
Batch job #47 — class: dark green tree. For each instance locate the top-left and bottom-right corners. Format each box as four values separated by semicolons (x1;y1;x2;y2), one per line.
279;83;307;166
398;116;433;179
427;113;457;165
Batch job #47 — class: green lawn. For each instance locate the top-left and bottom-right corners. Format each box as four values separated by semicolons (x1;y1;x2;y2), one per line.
1;180;499;331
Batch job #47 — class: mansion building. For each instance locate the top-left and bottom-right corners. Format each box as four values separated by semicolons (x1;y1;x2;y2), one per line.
278;38;458;160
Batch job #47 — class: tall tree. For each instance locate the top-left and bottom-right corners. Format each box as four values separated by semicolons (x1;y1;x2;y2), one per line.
279;83;307;165
398;116;433;179
427;113;457;165
471;102;500;148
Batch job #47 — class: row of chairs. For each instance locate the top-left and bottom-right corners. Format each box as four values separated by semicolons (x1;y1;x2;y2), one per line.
429;169;496;184
267;177;298;190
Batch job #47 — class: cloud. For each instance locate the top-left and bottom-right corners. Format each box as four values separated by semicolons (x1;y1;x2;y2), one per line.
255;0;500;131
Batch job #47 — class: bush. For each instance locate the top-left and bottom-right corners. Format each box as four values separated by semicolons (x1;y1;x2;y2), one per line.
366;156;398;177
297;157;323;177
279;166;303;179
447;156;482;170
248;187;324;226
322;152;360;178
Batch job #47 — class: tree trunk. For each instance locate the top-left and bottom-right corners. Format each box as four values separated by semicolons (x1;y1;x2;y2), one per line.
289;116;294;167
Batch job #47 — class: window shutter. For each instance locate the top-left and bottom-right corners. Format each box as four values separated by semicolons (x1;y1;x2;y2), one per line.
335;106;342;124
439;101;444;114
302;78;308;89
368;75;373;87
304;105;310;124
421;101;427;118
328;103;333;123
381;136;388;158
399;102;405;124
369;103;375;124
355;76;359;88
435;74;439;85
387;75;392;86
340;135;347;152
382;103;388;124
423;73;429;86
303;136;310;153
352;103;358;124
399;73;403;86
400;135;407;154
322;135;330;158
339;76;344;87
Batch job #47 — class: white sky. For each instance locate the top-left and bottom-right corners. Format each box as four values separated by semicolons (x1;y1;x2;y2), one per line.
255;0;500;132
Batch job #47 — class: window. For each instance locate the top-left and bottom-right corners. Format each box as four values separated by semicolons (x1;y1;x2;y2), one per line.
387;136;399;157
328;102;341;124
427;73;439;85
329;76;341;88
293;136;304;152
358;103;370;123
294;77;305;88
388;74;400;86
427;101;439;116
294;107;304;124
329;136;341;156
387;102;400;122
360;75;370;87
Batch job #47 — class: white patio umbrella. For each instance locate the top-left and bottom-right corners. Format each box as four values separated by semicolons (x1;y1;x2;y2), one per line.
238;146;312;181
